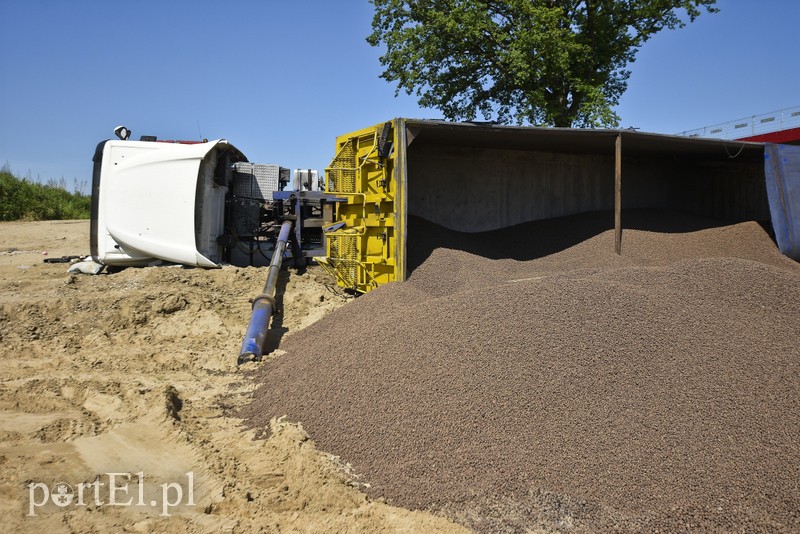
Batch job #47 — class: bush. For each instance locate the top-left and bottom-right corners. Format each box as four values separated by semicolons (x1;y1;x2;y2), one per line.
0;169;91;221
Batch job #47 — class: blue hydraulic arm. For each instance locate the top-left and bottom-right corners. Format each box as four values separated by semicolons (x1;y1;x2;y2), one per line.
238;219;293;364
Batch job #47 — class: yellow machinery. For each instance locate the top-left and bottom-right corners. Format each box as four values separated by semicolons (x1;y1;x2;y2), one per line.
318;120;406;293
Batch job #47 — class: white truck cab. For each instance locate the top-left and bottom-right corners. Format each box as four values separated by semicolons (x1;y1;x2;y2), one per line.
90;138;247;267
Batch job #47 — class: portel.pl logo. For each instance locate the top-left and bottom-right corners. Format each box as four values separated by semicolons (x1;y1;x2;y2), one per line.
28;472;195;517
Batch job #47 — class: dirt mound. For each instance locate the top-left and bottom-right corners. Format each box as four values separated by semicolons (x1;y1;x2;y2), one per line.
245;210;800;532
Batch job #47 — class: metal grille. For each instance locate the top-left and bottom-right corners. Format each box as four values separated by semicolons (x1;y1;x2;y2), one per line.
327;138;357;193
233;162;287;200
328;234;359;288
230;198;261;237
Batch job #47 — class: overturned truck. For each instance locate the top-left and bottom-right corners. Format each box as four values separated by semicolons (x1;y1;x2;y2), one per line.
89;120;800;294
88;121;800;361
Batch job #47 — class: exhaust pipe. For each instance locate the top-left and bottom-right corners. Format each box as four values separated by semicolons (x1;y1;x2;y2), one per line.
238;219;293;365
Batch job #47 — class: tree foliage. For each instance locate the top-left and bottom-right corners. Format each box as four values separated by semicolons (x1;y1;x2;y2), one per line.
367;0;718;127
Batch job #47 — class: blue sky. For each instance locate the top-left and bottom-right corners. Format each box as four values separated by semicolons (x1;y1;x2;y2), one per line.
1;0;798;188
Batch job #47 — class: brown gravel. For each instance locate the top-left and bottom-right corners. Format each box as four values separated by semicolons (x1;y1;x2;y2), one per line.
244;209;800;533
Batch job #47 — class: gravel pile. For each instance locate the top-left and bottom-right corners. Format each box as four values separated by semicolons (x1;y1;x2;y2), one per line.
244;210;800;532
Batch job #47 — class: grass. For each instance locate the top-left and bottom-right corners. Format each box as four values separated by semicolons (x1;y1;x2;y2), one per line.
0;168;91;221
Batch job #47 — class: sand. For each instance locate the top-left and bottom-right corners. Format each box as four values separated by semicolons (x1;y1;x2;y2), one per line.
0;220;467;533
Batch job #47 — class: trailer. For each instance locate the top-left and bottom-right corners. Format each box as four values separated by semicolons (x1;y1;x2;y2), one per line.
319;119;800;293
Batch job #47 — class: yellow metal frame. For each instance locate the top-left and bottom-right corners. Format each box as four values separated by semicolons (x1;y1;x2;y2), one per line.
318;120;405;293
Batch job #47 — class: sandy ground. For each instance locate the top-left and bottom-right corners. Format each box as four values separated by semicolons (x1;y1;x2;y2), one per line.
0;220;467;533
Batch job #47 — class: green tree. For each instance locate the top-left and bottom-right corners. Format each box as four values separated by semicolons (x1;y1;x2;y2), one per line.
367;0;718;127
